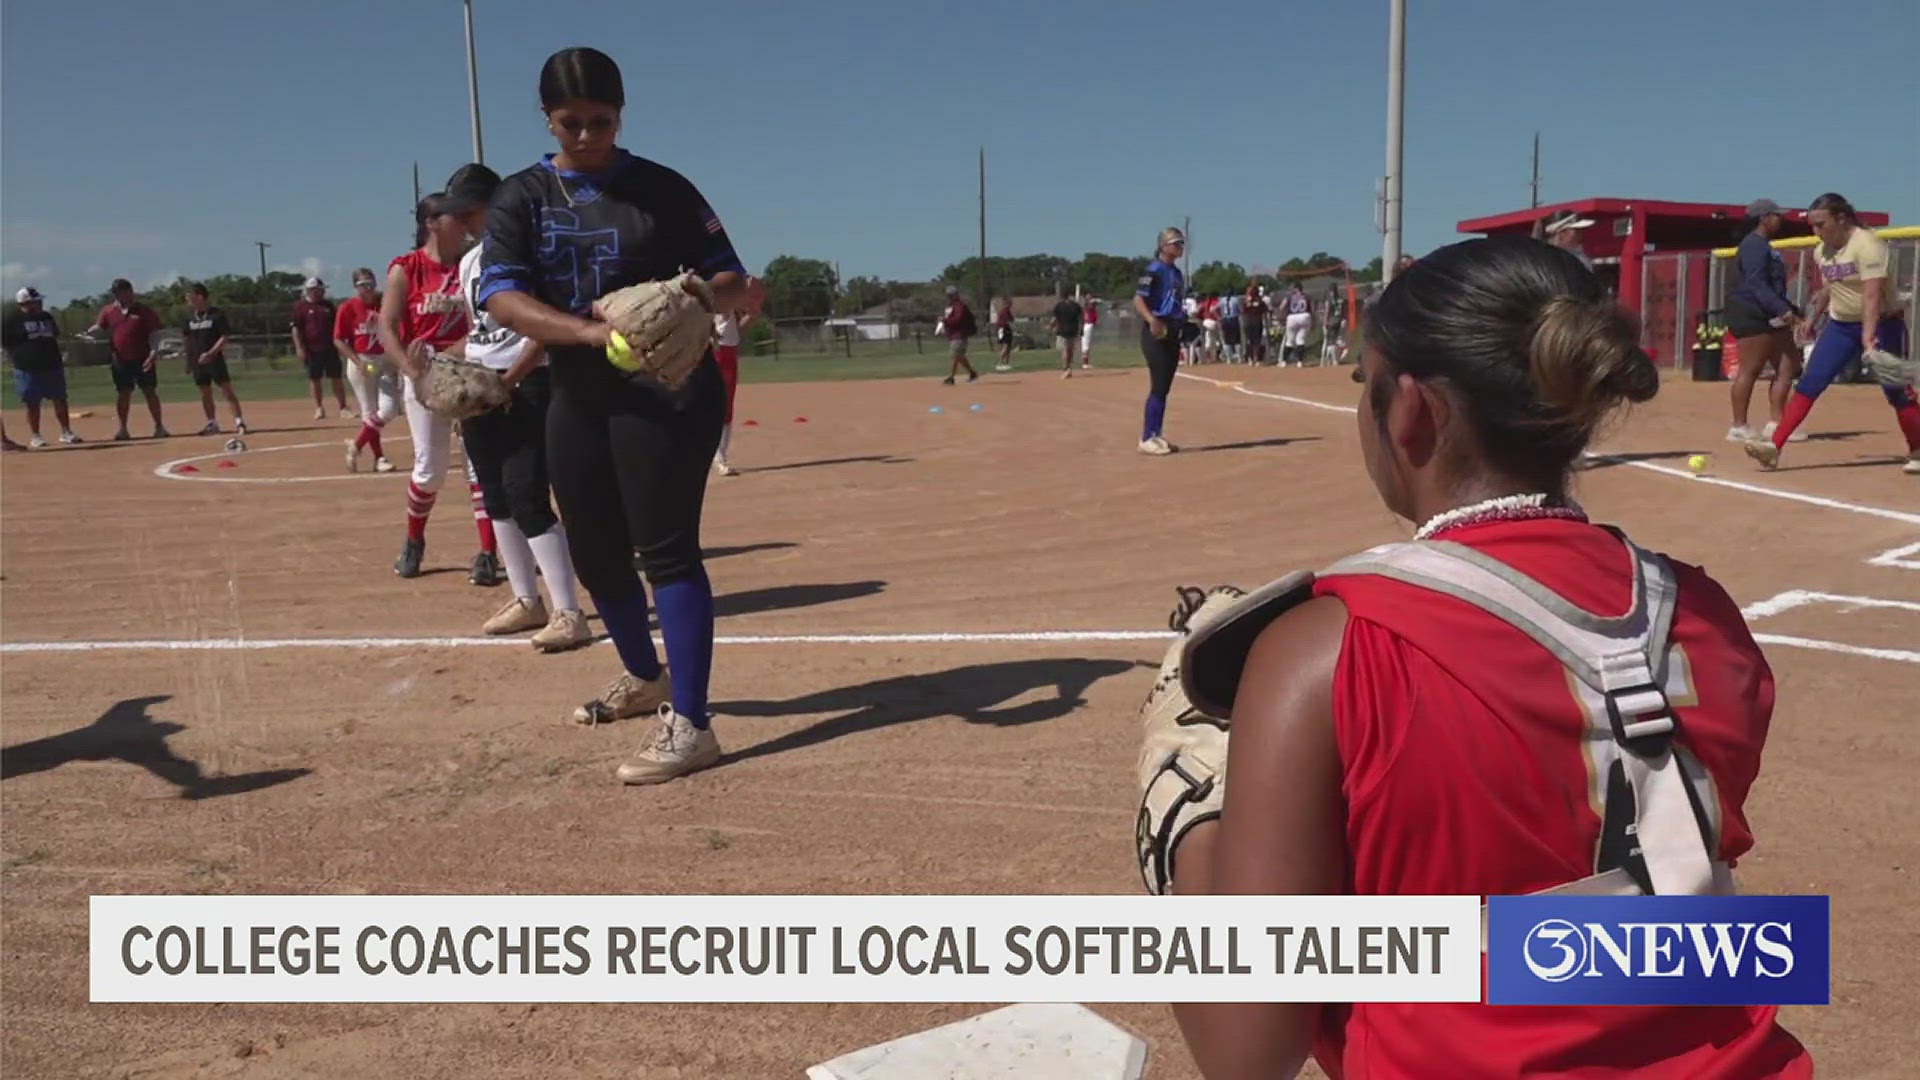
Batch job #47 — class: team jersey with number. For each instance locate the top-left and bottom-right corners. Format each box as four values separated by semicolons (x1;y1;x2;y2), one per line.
332;295;385;356
390;249;468;352
1303;517;1808;1079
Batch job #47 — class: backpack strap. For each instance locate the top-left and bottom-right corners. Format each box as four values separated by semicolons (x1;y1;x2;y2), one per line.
1323;535;1726;898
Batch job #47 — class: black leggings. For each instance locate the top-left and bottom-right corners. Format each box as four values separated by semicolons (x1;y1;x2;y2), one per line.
462;367;557;537
1141;323;1180;396
546;361;725;599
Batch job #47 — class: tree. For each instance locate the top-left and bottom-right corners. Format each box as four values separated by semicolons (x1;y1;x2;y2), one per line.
940;254;1072;299
760;255;837;319
1353;256;1384;283
1070;253;1150;300
1189;261;1248;297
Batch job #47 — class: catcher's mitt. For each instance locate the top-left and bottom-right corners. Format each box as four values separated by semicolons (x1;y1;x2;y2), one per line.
1134;583;1245;896
595;272;717;390
416;352;510;420
1863;347;1916;389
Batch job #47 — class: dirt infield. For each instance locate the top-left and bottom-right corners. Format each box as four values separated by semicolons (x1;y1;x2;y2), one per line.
3;365;1916;1078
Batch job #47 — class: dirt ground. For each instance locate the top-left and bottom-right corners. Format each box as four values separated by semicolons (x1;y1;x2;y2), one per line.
3;364;1916;1079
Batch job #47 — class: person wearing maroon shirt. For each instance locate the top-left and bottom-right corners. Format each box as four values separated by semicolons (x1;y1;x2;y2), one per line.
992;294;1014;371
291;277;349;420
937;285;978;384
82;279;168;440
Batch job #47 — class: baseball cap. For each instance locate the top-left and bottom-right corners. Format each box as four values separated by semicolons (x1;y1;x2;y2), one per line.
1543;211;1595;234
15;286;42;303
441;163;503;214
110;278;133;292
944;285;960;297
1746;198;1785;218
303;276;324;290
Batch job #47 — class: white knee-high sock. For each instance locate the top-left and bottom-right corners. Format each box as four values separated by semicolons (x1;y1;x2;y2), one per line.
716;423;732;459
491;518;540;601
527;525;580;612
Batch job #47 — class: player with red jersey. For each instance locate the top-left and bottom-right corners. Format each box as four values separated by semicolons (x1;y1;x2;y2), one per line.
375;192;500;584
337;268;397;473
1148;238;1809;1078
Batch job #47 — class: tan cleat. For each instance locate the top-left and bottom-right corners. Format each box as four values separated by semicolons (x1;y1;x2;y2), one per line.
374;455;396;473
483;595;548;635
616;706;721;785
714;457;739;477
572;668;672;725
1742;439;1780;470
1904;455;1920;476
531;608;591;652
1138;436;1174;456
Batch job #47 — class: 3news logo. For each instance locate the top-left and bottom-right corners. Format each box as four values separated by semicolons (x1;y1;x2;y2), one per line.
1486;896;1829;1006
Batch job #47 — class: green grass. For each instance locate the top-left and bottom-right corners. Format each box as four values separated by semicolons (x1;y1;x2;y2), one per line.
18;345;1152;408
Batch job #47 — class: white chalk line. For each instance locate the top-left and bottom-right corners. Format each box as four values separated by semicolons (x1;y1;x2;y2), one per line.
1737;591;1920;664
1749;634;1920;664
1867;540;1920;571
1176;371;1920;526
0;630;1177;654
153;434;415;483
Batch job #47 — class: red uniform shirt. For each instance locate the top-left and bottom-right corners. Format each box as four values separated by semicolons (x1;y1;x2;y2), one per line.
941;299;974;341
332;295;385;356
291;298;337;354
1084;303;1099;325
1308;518;1808;1080
389;249;467;351
94;302;161;365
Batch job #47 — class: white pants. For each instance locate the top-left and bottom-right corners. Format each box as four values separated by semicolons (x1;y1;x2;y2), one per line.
1283;312;1313;348
1202;319;1223;354
351;356;402;424
402;375;474;493
1080;322;1095;353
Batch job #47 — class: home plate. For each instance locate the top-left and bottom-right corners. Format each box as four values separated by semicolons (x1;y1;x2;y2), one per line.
805;1003;1145;1080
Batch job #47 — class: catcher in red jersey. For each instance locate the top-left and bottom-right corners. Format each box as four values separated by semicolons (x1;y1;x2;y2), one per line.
375;192;501;584
1141;238;1808;1079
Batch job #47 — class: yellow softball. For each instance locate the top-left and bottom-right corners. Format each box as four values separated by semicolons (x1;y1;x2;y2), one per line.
1687;454;1707;473
605;329;639;372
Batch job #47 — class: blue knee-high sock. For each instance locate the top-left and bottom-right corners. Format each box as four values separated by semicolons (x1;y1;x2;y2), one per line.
654;570;715;729
1143;393;1167;440
593;589;662;681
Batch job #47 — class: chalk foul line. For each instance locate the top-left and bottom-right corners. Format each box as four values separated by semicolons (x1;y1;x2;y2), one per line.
153;434;416;484
1175;371;1920;526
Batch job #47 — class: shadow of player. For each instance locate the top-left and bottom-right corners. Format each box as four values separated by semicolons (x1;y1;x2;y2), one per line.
0;695;310;799
712;657;1142;766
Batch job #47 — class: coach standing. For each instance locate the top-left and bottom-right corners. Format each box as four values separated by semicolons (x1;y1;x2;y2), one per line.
84;279;167;440
3;287;81;446
183;283;246;436
291;277;350;419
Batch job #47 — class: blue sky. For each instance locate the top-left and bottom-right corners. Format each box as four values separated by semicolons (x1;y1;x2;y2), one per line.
4;0;1916;304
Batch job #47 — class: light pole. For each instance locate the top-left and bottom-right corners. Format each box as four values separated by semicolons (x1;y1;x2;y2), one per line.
254;241;271;280
464;0;485;163
1381;0;1405;282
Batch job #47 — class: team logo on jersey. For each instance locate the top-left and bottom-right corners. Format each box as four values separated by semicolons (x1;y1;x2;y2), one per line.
701;205;723;236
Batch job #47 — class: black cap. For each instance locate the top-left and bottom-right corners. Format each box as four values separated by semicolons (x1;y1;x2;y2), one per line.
111;278;133;292
441;163;503;214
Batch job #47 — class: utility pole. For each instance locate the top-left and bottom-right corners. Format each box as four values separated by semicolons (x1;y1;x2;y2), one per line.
413;162;421;205
977;147;988;316
1530;131;1541;208
463;0;485;163
1182;215;1191;280
254;242;271;280
1381;0;1406;282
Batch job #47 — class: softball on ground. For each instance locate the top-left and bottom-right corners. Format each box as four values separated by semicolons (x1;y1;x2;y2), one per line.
365;362;378;376
1688;454;1708;473
605;329;638;372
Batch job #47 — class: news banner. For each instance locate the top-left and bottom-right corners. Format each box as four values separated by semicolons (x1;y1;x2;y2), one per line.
87;893;1828;1007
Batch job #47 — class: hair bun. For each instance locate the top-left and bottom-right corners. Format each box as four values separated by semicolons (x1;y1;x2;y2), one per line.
1527;295;1659;432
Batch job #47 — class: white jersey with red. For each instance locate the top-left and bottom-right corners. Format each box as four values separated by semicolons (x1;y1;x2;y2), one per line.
390;248;468;353
713;313;740;347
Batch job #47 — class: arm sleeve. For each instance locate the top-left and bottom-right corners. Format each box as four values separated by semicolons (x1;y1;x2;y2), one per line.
475;175;542;310
1135;269;1157;299
214;311;231;338
1737;238;1790;319
662;170;747;279
93;307;109;330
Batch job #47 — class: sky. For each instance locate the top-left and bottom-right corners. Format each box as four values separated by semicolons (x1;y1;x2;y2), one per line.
3;0;1916;305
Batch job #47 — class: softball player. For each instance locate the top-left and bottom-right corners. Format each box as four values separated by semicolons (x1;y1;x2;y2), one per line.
1163;238;1807;1076
1745;192;1918;474
1132;227;1186;455
1079;297;1097;368
442;163;591;652
713;309;743;476
338;269;398;473
375;192;501;584
1280;282;1313;365
477;47;763;784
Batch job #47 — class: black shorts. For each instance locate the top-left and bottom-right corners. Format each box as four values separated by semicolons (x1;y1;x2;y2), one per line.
304;350;342;380
110;361;157;393
190;356;232;386
994;325;1013;346
1724;301;1778;340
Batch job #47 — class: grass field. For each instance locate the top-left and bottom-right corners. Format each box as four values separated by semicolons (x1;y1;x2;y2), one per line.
10;344;1154;410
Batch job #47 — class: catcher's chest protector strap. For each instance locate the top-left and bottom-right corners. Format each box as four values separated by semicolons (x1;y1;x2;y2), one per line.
1322;537;1727;901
